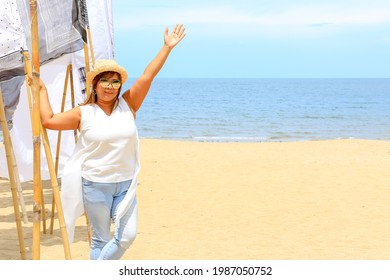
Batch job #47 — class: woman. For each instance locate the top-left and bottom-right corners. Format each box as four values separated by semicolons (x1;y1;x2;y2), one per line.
35;24;186;259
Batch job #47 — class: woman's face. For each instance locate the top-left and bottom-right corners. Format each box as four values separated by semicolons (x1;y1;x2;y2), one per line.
95;72;121;103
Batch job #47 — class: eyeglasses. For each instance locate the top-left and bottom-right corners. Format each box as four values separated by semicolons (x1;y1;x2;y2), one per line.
99;78;122;89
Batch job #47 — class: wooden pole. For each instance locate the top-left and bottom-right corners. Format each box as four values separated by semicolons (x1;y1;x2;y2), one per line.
22;52;72;259
81;41;93;244
69;66;78;143
83;44;91;98
50;64;71;234
9;139;29;224
4;68;29;225
87;27;95;67
0;87;27;260
3;57;29;223
55;64;71;174
40;127;72;259
23;53;46;234
30;0;42;260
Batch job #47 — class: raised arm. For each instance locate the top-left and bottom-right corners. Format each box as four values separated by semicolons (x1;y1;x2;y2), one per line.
123;24;186;112
26;75;81;130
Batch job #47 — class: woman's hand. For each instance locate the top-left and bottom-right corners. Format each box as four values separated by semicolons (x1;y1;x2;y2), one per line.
164;24;186;50
25;74;46;90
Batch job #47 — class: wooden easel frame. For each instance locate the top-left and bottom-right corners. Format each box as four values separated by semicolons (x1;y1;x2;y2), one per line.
0;87;27;260
0;1;96;259
23;49;72;260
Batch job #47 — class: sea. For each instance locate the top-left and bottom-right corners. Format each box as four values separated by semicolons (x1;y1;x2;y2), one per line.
134;78;390;142
1;78;389;143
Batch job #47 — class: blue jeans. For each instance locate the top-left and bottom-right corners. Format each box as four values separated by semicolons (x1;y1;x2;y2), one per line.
82;178;138;260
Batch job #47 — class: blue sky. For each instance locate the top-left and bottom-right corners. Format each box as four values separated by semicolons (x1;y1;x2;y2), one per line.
112;0;390;78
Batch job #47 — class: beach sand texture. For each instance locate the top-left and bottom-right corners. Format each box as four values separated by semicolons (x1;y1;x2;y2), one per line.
1;139;390;260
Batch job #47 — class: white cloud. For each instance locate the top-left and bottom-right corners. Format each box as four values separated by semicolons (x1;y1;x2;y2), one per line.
116;3;390;30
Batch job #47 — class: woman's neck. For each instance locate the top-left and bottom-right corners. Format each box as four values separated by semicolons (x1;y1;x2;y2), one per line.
96;99;116;116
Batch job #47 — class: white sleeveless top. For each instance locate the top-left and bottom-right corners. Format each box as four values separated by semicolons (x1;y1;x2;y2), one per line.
60;96;141;243
79;97;137;182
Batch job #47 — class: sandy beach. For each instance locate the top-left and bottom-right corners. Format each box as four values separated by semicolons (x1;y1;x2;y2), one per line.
1;139;390;260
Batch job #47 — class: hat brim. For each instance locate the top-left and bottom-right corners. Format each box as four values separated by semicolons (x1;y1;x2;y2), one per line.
86;63;128;95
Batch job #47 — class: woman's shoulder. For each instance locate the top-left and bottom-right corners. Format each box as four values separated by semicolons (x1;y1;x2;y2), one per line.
78;103;97;121
79;103;95;111
118;95;136;118
116;95;128;109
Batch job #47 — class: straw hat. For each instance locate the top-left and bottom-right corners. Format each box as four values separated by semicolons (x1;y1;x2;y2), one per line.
86;59;128;90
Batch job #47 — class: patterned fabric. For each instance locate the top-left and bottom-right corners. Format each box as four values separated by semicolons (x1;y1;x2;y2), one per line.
0;0;25;82
0;0;86;127
0;0;115;182
15;0;85;65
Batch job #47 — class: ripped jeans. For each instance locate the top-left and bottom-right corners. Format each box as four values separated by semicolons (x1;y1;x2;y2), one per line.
82;178;138;260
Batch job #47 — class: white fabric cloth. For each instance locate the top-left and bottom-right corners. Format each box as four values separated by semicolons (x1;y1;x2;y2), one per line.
0;0;26;80
0;0;115;182
0;54;80;181
0;0;25;58
61;97;140;243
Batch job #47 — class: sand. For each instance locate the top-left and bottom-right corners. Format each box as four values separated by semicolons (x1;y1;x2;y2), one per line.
1;139;390;260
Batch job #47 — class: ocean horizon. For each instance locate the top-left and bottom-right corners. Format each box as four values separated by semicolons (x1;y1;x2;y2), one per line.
134;78;390;142
1;78;389;143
